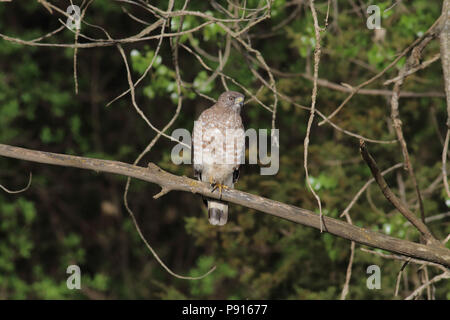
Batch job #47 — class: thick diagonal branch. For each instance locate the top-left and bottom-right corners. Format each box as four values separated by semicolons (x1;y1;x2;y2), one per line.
359;140;437;244
1;143;450;267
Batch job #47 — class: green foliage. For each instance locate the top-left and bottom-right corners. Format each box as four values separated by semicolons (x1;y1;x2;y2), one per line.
307;174;338;191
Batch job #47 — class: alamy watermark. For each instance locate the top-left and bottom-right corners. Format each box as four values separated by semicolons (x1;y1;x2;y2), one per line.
66;264;81;290
66;5;81;30
170;125;279;176
367;3;399;30
367;5;382;30
366;264;381;290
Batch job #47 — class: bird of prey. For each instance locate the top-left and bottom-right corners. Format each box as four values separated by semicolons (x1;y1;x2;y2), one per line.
193;91;245;226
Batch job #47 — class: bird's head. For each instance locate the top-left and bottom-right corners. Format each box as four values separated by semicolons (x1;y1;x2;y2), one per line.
218;91;245;112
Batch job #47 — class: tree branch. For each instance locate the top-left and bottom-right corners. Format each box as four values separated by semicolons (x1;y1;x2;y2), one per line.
359;140;436;244
1;143;450;267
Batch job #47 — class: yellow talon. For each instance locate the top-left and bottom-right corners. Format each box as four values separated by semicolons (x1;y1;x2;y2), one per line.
211;183;229;198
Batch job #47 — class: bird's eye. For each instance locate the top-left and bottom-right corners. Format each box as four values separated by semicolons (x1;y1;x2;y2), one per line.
228;96;233;101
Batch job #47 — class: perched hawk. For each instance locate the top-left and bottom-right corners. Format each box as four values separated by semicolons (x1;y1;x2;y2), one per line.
193;91;245;226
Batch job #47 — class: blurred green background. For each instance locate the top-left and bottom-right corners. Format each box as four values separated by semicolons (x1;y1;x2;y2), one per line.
0;0;448;299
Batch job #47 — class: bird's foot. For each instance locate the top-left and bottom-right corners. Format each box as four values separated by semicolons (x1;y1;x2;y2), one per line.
211;182;229;198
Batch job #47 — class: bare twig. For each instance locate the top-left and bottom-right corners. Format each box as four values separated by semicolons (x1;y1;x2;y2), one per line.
359;140;437;244
405;271;450;300
37;0;53;13
444;234;450;244
304;0;324;232
340;239;355;300
361;248;448;272
180;43;273;112
394;260;410;297
105;19;167;107
404;212;450;226
383;53;440;85
0;173;32;194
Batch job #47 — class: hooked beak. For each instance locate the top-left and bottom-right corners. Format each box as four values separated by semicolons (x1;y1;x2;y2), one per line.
235;96;244;107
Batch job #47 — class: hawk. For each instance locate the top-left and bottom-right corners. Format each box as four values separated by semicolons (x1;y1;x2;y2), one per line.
193;91;245;226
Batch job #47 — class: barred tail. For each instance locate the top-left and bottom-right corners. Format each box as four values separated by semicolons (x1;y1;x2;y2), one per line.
207;200;228;226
